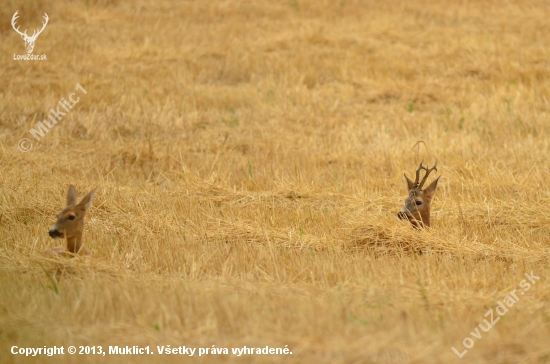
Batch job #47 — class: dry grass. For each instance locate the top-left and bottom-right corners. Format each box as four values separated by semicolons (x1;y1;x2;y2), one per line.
1;0;550;362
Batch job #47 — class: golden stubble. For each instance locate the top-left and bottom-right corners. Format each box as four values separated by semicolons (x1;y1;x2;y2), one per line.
0;0;549;362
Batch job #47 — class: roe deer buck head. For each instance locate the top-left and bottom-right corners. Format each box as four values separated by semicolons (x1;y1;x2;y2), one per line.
47;185;97;256
397;162;440;228
11;11;48;54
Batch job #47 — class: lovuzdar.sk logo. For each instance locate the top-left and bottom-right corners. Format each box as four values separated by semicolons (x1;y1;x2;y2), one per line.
12;10;48;60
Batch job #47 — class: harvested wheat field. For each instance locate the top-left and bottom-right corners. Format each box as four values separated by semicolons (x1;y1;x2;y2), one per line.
1;0;549;363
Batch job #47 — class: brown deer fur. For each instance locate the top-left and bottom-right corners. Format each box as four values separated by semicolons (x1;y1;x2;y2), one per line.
398;162;440;228
46;185;97;256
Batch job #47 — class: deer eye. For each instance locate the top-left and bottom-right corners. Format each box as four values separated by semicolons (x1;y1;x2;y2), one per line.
415;201;422;206
68;215;76;220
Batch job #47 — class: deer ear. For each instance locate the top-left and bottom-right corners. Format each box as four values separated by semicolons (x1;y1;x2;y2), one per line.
67;185;77;206
404;174;414;191
423;176;440;201
77;187;97;211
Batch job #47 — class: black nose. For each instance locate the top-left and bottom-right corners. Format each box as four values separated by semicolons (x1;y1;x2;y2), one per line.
49;229;62;238
397;211;407;220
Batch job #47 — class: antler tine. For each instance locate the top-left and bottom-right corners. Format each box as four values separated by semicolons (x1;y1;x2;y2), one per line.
11;10;19;27
418;160;438;189
11;11;28;37
32;13;49;38
412;160;424;189
41;13;49;30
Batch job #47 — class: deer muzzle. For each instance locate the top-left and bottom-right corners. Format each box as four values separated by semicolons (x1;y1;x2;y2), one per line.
48;229;63;238
397;209;409;220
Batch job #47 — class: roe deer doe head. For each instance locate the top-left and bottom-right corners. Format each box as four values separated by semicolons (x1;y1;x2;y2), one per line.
47;185;96;256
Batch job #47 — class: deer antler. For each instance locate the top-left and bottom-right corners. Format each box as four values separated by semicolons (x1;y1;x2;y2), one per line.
11;11;28;38
412;160;424;189
30;13;49;39
11;11;48;40
412;161;438;189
